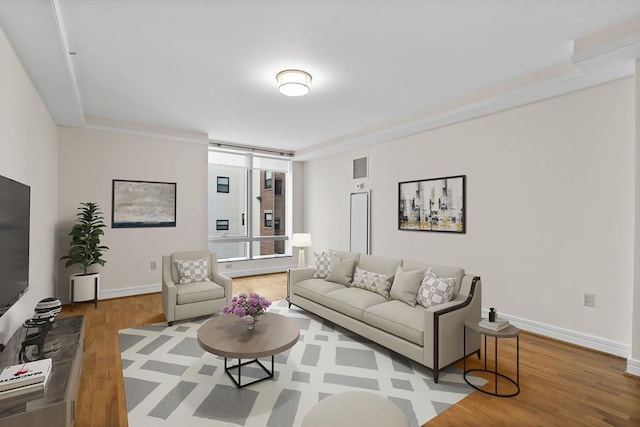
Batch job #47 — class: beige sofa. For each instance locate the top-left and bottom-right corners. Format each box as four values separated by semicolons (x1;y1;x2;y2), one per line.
288;250;481;382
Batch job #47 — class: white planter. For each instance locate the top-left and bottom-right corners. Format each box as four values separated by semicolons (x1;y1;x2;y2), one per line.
70;273;100;302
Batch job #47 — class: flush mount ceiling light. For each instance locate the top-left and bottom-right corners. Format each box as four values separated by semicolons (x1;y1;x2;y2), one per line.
276;69;312;97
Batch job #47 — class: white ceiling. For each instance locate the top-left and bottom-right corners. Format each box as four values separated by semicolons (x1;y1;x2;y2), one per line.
0;0;639;159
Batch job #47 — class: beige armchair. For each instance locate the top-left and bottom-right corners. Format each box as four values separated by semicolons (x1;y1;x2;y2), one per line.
162;250;232;326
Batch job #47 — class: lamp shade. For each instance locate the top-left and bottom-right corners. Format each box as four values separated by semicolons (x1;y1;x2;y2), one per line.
292;233;312;247
276;69;312;97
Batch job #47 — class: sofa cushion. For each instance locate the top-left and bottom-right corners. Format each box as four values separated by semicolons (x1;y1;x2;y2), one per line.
351;267;393;299
176;280;224;305
326;254;357;286
389;265;424;306
364;300;425;346
402;260;464;295
416;270;456;308
175;258;209;284
294;278;347;303
313;252;331;279
358;254;402;276
323;288;388;321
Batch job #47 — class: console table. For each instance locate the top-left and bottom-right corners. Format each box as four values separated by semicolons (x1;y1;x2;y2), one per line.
0;315;85;426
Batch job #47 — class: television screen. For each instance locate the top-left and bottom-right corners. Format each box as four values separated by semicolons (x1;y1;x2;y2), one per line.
0;174;30;316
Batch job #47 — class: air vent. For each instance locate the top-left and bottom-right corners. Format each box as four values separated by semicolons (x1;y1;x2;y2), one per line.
353;157;368;179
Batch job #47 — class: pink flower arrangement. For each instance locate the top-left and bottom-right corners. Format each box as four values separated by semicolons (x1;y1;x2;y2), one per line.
221;292;271;326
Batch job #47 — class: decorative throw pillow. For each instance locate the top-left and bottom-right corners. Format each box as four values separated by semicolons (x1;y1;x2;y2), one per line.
326;254;357;286
351;267;394;299
416;269;456;308
389;265;424;306
313;252;331;278
175;258;209;284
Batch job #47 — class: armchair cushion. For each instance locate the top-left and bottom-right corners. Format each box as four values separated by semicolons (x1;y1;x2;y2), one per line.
176;280;225;305
175;258;209;284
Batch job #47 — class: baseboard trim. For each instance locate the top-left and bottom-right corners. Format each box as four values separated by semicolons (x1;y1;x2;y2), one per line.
627;357;640;376
99;283;161;300
94;265;294;300
223;265;294;278
481;308;630;358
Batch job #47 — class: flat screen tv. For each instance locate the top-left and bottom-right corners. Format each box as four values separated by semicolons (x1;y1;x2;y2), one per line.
0;174;30;317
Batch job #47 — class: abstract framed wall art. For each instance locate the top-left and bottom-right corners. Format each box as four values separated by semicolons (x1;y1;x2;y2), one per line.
112;179;177;228
398;175;466;233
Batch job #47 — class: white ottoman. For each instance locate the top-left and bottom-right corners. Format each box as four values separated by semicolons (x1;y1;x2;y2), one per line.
302;391;410;427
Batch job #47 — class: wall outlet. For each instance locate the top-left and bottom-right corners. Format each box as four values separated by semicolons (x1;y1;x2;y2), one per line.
583;293;595;307
150;261;157;270
225;263;232;270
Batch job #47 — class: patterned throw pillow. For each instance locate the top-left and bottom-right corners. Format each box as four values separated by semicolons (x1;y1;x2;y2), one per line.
313;252;331;278
175;258;209;284
351;267;394;299
416;269;456;308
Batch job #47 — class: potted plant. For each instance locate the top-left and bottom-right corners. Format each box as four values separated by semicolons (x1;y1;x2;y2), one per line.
60;202;109;302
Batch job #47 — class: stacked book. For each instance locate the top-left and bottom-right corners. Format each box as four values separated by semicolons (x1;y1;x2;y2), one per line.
0;358;52;400
479;318;510;331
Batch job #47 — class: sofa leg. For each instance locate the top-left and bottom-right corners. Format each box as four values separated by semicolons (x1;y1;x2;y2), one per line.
433;369;439;383
168;321;174;326
476;349;481;359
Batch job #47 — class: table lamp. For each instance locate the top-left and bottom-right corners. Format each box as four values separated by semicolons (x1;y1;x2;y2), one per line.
292;233;312;268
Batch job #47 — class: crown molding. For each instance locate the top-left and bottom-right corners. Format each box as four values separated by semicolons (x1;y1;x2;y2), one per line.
294;18;640;161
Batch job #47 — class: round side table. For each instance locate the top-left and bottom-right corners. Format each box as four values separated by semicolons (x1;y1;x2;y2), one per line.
463;319;520;397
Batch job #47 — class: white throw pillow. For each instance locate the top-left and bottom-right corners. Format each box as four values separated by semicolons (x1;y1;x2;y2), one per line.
389;265;424;306
313;252;331;278
326;254;357;286
351;267;394;299
175;258;209;284
416;269;456;308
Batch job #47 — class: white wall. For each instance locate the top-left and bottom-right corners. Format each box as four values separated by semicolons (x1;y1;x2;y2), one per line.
304;77;635;356
631;59;640;375
57;127;209;300
0;26;58;342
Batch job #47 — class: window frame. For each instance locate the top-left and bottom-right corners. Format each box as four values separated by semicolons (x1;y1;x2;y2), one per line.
217;176;229;193
208;149;291;262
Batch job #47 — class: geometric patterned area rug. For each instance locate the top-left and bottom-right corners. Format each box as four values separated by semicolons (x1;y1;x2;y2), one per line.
120;300;482;427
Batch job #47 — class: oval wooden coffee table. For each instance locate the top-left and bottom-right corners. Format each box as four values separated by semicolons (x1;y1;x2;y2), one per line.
197;312;300;388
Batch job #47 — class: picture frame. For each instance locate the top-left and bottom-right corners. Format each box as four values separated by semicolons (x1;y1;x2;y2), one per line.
112;179;177;228
398;175;465;233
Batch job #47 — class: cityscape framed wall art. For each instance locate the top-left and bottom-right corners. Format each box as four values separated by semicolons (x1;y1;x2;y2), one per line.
398;175;466;233
112;179;177;228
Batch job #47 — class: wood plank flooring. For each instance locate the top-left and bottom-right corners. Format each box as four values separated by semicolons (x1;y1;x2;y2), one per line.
57;272;640;427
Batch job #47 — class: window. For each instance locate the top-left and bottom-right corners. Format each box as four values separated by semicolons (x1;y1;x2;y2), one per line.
265;171;272;189
217;176;229;193
208;148;291;261
216;219;229;231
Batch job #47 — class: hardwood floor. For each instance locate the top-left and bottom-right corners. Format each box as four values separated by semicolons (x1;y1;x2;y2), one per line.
57;273;639;427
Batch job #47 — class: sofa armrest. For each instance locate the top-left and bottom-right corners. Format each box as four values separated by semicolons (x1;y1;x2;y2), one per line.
423;275;482;382
162;256;178;323
212;270;233;304
288;267;314;287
